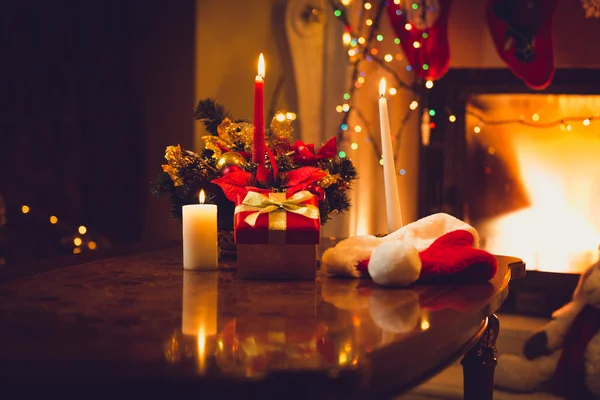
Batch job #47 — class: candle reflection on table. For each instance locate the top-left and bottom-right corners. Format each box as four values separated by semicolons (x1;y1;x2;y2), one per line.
182;270;218;373
197;326;207;373
166;272;442;376
182;270;218;336
420;313;431;331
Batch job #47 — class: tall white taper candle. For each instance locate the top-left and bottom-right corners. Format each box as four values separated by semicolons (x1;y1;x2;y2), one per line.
378;78;403;232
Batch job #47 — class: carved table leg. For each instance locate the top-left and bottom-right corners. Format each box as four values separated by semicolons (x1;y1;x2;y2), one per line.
461;314;500;400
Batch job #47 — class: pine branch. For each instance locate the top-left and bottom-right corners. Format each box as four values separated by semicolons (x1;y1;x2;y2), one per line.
321;184;352;224
275;153;299;172
194;98;231;135
331;156;358;182
150;172;175;198
318;199;332;225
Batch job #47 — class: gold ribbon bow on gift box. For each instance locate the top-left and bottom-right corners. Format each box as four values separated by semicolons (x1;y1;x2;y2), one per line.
235;191;320;230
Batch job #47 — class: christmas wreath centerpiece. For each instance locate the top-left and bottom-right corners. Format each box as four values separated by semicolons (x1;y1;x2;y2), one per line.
151;99;357;259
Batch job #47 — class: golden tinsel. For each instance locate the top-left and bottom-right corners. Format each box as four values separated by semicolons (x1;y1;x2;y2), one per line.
319;171;341;188
219;118;254;151
201;135;230;159
202;118;254;158
225;121;254;151
162;144;196;186
269;111;294;143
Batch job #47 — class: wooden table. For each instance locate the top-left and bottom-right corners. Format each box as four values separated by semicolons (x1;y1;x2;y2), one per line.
0;246;524;399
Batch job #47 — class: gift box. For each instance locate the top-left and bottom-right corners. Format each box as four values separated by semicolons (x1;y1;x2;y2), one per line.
234;190;320;280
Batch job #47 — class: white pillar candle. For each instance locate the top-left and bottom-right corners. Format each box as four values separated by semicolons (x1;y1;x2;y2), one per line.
378;78;403;232
182;190;218;270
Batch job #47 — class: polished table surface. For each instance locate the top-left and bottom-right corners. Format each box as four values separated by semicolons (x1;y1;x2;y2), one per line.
0;246;524;398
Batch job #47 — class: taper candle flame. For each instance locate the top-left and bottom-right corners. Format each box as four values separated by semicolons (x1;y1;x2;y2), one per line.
258;53;265;80
199;190;206;204
379;78;386;97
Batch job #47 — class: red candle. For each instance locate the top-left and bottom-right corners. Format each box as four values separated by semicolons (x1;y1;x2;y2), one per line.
253;53;266;166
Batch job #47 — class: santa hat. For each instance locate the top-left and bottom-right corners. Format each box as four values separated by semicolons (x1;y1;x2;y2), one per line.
321;213;497;287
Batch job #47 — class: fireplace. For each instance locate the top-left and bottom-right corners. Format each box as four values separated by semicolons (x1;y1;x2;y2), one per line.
465;93;600;274
419;69;600;316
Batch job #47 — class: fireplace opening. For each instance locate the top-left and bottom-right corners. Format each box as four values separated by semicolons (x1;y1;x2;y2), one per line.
418;70;600;316
465;93;600;275
464;93;600;316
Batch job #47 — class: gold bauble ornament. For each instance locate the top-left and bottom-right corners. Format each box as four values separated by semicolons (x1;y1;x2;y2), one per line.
216;152;246;171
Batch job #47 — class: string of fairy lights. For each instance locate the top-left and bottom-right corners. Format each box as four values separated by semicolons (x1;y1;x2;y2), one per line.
466;110;600;133
329;0;436;175
329;0;600;175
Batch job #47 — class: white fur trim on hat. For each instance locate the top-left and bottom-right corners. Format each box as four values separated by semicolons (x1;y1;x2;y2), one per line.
381;212;480;251
368;241;422;287
321;235;381;277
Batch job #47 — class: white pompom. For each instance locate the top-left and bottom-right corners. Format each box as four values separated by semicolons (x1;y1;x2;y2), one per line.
368;241;421;287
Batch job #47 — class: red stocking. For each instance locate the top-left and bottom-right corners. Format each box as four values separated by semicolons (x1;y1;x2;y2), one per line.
486;0;558;90
387;0;453;81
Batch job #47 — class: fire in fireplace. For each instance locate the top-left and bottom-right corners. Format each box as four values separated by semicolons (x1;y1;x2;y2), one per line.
464;93;600;275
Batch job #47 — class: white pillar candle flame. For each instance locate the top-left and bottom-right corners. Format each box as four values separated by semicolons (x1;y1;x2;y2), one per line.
378;78;403;232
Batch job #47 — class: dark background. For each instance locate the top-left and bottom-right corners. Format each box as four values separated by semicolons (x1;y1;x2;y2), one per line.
0;0;195;266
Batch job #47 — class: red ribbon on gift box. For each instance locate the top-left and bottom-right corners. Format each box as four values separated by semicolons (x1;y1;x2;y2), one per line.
234;190;320;245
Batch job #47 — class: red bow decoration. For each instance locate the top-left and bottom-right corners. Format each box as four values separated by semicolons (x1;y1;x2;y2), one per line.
292;137;337;164
212;167;325;203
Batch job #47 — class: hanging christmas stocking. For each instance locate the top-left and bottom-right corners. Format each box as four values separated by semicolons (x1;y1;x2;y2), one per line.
387;0;453;81
486;0;558;90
